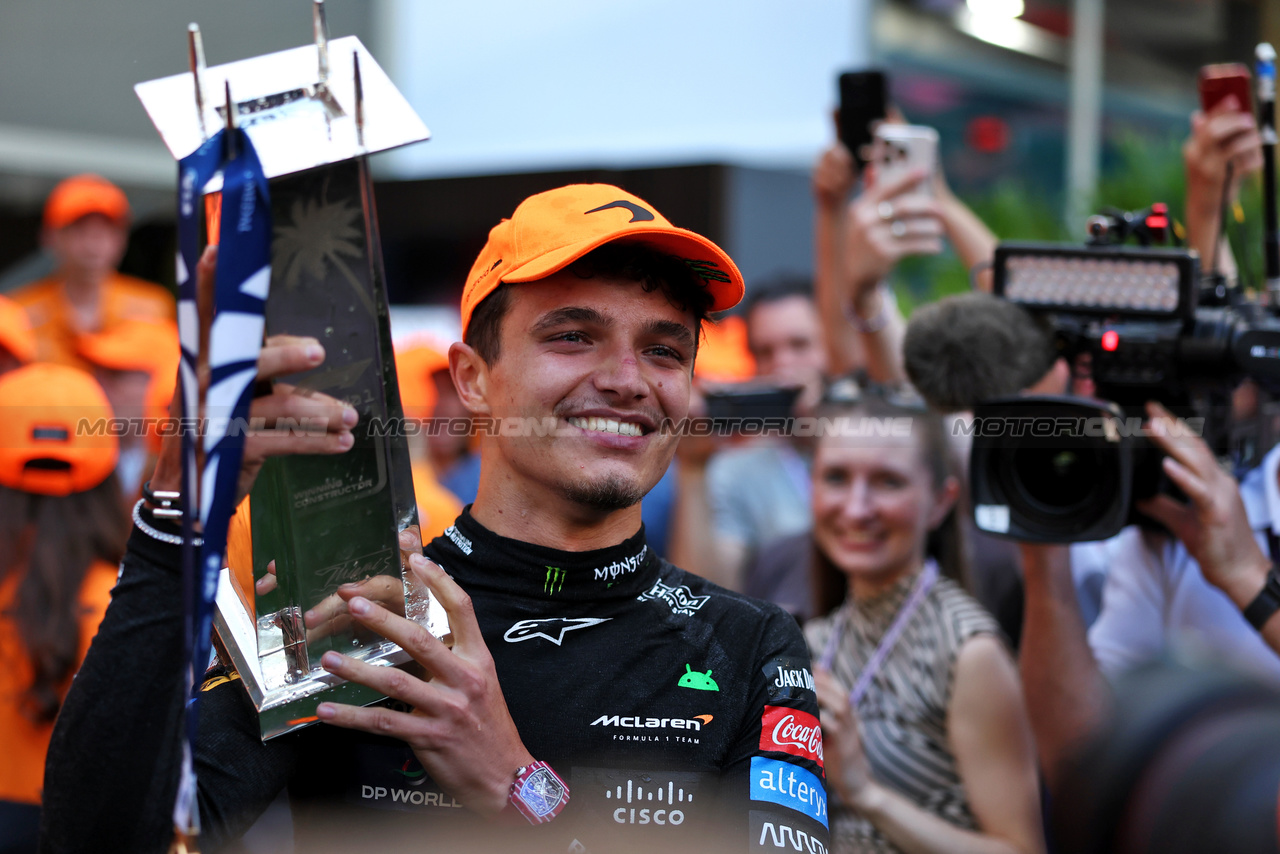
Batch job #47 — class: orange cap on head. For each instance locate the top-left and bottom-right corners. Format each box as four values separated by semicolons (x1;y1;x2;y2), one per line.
459;184;744;336
78;320;182;457
78;318;180;375
0;294;36;365
694;314;757;383
43;174;131;231
0;364;118;496
395;339;452;420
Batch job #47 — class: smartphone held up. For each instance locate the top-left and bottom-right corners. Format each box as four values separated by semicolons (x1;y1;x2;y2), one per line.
870;124;939;198
837;69;887;167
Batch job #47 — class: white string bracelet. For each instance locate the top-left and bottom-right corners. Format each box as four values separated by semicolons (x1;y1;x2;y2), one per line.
133;499;204;548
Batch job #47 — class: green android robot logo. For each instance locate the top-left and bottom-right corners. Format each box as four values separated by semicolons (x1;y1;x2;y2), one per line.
678;664;719;692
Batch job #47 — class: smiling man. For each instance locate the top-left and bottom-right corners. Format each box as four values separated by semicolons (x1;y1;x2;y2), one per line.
43;185;828;854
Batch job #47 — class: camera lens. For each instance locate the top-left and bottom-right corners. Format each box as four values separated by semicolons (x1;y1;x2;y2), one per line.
994;439;1120;535
1012;446;1101;510
970;397;1134;542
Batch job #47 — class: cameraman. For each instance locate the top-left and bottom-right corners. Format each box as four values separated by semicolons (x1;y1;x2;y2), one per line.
902;292;1280;789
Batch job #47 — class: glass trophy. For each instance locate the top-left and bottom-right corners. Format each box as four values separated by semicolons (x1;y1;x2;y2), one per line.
135;5;447;740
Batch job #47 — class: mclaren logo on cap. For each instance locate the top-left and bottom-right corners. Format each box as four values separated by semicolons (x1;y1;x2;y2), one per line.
473;258;502;288
584;200;655;223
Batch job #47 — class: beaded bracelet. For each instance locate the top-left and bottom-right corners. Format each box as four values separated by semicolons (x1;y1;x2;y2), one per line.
132;499;204;548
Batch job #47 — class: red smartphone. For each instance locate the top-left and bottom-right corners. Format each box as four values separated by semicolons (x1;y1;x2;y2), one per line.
1199;63;1252;114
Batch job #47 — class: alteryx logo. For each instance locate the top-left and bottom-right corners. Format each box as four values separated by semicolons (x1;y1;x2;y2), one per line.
750;757;827;828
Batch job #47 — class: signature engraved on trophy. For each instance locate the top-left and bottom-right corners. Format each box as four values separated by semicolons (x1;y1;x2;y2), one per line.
313;550;396;594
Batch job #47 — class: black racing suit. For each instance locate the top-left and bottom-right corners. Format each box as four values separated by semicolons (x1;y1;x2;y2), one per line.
42;509;829;854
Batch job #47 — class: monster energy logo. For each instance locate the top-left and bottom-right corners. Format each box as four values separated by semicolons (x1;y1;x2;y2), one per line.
545;566;566;595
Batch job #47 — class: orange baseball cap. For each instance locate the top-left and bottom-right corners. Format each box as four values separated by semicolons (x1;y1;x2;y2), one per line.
460;184;744;335
395;339;452;420
0;294;36;365
694;314;757;383
43;174;131;231
0;363;118;496
77;319;181;457
78;318;180;375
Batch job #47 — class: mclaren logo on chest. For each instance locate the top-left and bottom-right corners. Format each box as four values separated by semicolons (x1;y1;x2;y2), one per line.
503;617;611;646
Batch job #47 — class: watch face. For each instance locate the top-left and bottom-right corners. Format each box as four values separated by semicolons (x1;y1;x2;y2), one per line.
520;767;566;817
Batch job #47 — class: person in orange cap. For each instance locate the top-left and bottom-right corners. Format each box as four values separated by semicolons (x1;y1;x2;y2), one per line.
671;276;833;600
395;340;465;542
47;185;829;853
75;318;180;497
0;364;128;852
0;294;37;376
11;174;174;372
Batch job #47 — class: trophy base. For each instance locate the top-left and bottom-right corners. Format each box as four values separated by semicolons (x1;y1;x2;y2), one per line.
212;567;445;740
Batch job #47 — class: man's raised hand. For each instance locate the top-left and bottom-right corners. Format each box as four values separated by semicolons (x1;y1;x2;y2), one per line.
315;553;533;815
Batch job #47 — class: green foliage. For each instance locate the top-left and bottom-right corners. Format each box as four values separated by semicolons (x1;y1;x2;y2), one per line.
892;129;1270;313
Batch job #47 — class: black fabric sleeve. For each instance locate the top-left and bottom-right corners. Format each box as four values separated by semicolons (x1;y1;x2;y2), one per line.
40;527;297;854
720;604;831;853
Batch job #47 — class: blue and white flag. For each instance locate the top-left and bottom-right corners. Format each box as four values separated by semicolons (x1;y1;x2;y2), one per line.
173;126;272;837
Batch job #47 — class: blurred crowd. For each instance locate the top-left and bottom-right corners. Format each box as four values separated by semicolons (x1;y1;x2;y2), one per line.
1;68;1276;854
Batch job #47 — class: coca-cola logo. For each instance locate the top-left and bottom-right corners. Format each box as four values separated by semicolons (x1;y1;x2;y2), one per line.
759;706;823;767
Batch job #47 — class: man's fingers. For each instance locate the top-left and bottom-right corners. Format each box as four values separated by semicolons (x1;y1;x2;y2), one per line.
399;525;424;560
887;237;944;259
335;576;409;618
1143;402;1212;471
305;591;350;630
1135;494;1192;538
868;166;930;201
1158;454;1214;508
255;568;278;595
248;383;357;436
258;336;326;381
320;648;437;709
1205;107;1256;143
244;426;354;461
342;594;463;681
880;218;944;240
316;698;429;741
408;554;485;652
881;196;942;222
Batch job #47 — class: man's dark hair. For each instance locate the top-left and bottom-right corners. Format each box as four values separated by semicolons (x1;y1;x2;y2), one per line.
742;274;814;322
464;241;714;365
903;293;1057;413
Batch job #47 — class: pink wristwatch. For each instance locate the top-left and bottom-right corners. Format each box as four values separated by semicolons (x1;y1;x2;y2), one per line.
509;760;569;824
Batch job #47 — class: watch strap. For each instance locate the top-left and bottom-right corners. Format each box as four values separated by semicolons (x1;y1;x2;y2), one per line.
1243;564;1280;631
509;760;569;825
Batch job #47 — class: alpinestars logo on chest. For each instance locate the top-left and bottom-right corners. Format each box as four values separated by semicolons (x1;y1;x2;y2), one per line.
504;617;611;646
